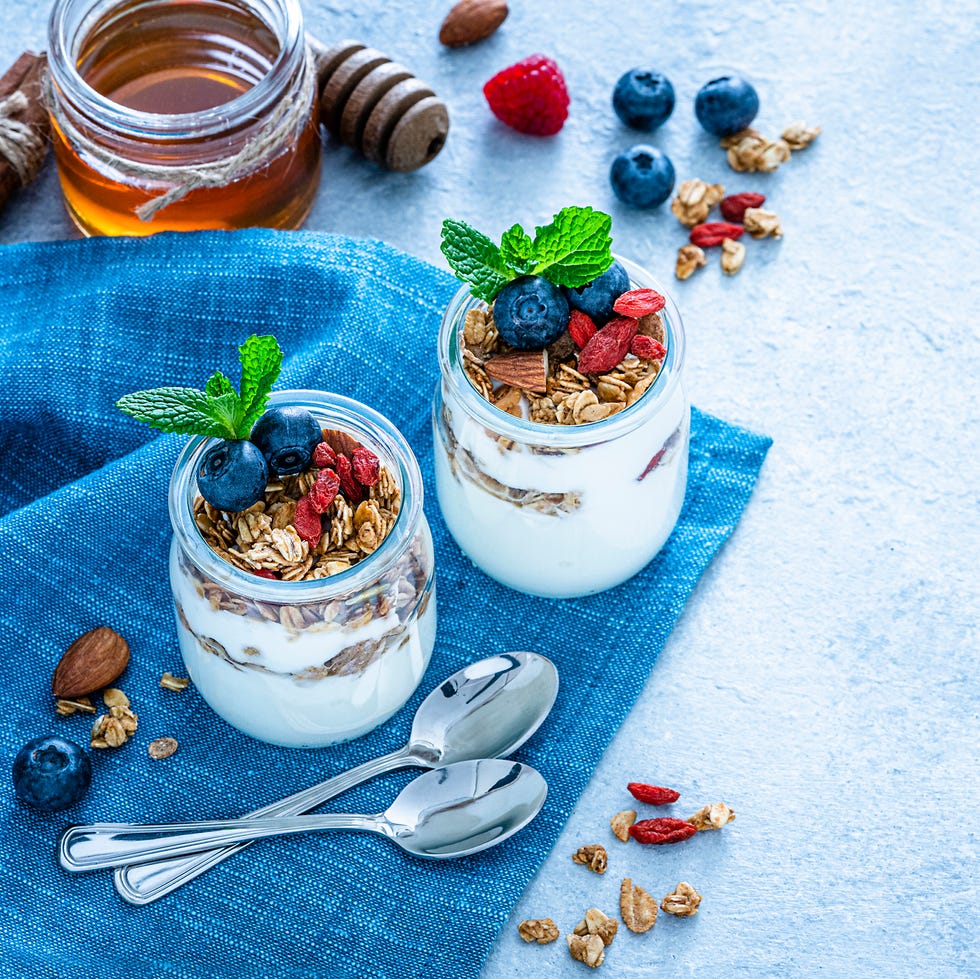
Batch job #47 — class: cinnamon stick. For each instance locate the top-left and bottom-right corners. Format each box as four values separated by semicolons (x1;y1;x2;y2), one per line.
0;52;50;214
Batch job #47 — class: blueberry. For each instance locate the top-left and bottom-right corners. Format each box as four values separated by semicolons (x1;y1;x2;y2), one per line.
609;145;675;209
250;406;322;476
694;75;759;136
492;275;570;349
612;68;675;130
563;260;630;324
13;735;92;812
197;439;269;511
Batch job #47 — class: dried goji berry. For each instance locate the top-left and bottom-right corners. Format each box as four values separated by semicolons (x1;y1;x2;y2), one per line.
293;495;323;547
351;446;380;487
308;468;340;513
577;316;639;374
313;442;337;469
627;783;680;805
567;309;598;349
252;568;278;580
720;192;766;223
628;818;697;845
613;289;666;317
631;335;667;361
690;222;744;248
335;454;363;503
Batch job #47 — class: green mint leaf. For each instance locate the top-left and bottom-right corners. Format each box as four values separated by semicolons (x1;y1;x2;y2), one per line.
206;390;246;440
499;224;536;275
440;219;516;302
238;335;283;436
529;205;614;288
116;387;230;437
205;370;235;398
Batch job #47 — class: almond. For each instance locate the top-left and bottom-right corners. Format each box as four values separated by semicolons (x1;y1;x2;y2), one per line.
439;0;508;47
319;428;361;460
484;349;548;393
52;627;130;698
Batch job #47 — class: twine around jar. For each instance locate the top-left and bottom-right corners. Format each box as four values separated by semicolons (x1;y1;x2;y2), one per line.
45;45;316;222
0;91;48;186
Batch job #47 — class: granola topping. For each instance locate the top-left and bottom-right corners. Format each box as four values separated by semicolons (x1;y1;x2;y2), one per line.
670;178;725;227
573;908;618;947
572;844;608;874
688;801;736;830
518;918;559;944
567;933;605;969
782;120;821;150
661;881;702;917
91;704;138;749
675;244;707;280
721;127;792;173
610;809;637;842
742;207;783;239
721;237;747;275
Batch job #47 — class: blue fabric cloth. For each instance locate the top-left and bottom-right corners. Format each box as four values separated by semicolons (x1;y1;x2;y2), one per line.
0;230;770;979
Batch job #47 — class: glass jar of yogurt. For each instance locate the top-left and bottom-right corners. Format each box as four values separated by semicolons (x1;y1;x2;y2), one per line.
433;257;688;598
168;391;436;747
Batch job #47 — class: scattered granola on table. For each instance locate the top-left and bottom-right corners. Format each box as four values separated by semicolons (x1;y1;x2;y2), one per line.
610;809;637;842
721;237;746;275
688;801;736;830
742;207;783;239
517;918;559;944
675;244;707;280
102;687;129;709
148;737;178;760
90;705;138;749
55;697;95;717
567;932;605;968
781;120;821;150
160;671;190;691
670;178;725;227
573;908;618;946
721;127;791;173
572;844;608;874
620;878;658;933
661;881;702;917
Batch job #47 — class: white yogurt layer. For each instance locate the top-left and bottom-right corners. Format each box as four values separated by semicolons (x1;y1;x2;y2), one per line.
434;379;689;598
170;543;436;747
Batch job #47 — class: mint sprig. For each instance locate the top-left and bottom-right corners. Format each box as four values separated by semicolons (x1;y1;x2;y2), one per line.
440;206;614;302
116;335;284;439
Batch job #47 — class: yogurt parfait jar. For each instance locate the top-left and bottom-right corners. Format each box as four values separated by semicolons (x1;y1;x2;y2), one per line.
168;391;436;747
433;257;689;598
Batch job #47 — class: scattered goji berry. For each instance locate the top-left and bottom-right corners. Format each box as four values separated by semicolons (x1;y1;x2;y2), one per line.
689;222;744;248
567;309;598;349
627;783;680;805
630;335;667;361
613;289;666;317
629;818;697;845
577;316;639;374
720;192;766;223
313;442;337;469
252;568;278;580
351;446;380;487
308;468;340;513
293;495;323;547
335;454;363;502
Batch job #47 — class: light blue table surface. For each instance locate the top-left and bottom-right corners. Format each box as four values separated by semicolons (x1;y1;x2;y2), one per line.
1;1;977;975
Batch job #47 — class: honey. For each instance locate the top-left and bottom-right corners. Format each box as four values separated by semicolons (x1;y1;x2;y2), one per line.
46;0;321;236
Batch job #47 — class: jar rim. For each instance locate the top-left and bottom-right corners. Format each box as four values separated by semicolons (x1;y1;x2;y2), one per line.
437;255;687;447
46;0;305;138
168;390;425;603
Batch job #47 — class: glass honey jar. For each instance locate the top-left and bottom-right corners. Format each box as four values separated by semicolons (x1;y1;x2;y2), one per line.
46;0;322;236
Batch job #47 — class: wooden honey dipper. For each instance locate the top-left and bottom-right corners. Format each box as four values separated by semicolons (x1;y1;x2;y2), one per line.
308;37;449;172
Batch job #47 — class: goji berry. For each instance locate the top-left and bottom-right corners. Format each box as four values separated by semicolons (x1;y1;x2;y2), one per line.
631;335;667;361
313;442;337;469
613;289;666;317
627;783;680;805
351;446;380;487
293;495;323;547
577;316;639;374
629;818;697;845
335;454;363;503
567;310;598;349
308;468;340;513
690;222;744;248
252;568;278;580
720;192;766;223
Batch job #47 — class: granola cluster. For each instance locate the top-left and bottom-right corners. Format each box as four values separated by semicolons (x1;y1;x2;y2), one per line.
193;442;400;583
461;305;663;427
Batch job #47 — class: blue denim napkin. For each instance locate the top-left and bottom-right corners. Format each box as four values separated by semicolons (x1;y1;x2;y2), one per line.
0;230;770;979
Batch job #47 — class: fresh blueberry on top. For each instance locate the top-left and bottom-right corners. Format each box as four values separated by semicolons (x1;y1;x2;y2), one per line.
612;69;675;130
564;260;630;324
694;75;759;136
13;735;92;812
493;275;570;349
197;439;269;511
250;406;322;476
609;145;675;208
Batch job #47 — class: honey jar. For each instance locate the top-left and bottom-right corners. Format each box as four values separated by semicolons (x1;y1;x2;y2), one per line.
46;0;322;236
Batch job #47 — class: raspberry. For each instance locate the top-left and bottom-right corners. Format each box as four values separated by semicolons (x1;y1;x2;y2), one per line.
313;442;337;469
308;468;340;513
577;317;638;374
351;447;380;487
293;495;322;547
567;310;598;349
483;54;570;136
335;454;363;503
613;289;666;317
631;335;666;360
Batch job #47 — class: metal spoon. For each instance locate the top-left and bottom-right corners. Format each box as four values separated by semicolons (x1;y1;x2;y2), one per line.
113;651;558;904
60;760;547;871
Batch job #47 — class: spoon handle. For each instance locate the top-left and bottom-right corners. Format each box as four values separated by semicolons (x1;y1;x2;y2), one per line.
61;813;383;873
112;745;418;905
